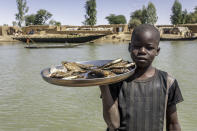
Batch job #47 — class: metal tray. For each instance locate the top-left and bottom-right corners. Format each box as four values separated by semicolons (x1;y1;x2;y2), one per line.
41;60;136;87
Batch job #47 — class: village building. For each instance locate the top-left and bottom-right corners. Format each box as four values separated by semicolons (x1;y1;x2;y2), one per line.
1;24;197;42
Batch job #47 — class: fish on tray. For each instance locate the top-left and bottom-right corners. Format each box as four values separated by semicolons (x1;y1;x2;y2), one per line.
48;58;135;80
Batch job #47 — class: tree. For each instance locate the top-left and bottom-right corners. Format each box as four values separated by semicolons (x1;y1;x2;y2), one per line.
180;6;197;24
129;2;157;25
141;5;148;24
24;9;61;26
146;2;158;25
170;0;182;25
188;7;197;23
12;21;17;26
187;12;197;23
25;14;36;26
49;19;61;26
194;6;197;13
15;0;29;27
181;9;188;24
83;0;97;25
34;9;52;25
130;9;143;23
128;18;142;28
105;14;127;24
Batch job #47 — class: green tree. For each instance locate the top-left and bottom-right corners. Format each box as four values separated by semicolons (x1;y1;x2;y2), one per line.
34;9;52;25
83;0;97;25
189;7;197;23
129;3;157;25
194;6;197;13
25;14;36;26
105;14;127;24
130;9;143;23
15;0;29;27
12;21;17;26
24;9;61;26
181;9;188;24
141;5;148;24
128;18;142;28
170;0;182;25
187;12;197;23
146;2;158;24
49;19;61;26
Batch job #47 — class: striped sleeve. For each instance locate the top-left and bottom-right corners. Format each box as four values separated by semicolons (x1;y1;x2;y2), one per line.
167;79;184;107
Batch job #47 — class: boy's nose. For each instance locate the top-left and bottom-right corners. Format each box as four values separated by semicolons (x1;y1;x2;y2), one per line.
139;47;146;54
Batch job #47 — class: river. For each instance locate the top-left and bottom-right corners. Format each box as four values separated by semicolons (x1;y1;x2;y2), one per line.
0;41;196;131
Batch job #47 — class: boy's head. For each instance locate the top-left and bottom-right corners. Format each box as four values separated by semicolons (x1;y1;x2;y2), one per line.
129;24;160;68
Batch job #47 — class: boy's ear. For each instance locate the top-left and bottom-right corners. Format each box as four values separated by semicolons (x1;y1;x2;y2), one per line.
156;47;160;56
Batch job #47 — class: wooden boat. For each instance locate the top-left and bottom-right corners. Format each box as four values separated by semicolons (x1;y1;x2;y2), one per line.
25;43;81;49
13;34;105;43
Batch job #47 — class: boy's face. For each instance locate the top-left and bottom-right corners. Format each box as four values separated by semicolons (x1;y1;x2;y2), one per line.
129;30;160;68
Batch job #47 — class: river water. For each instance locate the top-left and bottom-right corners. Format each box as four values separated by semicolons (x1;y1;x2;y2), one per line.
0;41;196;131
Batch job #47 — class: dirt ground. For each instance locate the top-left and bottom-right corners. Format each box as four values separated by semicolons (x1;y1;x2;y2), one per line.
0;36;18;42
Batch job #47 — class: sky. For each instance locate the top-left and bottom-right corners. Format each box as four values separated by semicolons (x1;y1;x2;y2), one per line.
1;0;197;26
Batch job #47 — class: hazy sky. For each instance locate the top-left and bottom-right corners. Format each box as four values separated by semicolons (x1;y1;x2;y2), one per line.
1;0;197;26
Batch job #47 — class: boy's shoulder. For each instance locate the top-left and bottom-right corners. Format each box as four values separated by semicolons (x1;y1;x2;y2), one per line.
156;68;176;88
108;68;177;88
156;68;175;77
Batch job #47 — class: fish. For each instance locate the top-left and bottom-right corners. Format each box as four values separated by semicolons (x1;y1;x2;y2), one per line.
102;61;129;69
50;66;68;74
61;61;86;73
86;69;116;79
99;58;123;69
75;62;94;70
50;71;73;78
49;59;135;80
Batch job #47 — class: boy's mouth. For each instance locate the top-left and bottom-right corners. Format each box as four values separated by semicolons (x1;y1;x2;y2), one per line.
136;57;147;61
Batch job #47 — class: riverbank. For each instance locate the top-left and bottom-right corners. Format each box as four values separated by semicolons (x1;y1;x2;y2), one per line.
0;36;19;42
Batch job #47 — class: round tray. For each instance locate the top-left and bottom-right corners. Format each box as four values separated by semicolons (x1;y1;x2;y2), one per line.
41;60;136;87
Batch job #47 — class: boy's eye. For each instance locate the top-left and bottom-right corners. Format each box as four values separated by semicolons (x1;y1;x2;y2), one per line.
133;45;141;49
147;47;155;50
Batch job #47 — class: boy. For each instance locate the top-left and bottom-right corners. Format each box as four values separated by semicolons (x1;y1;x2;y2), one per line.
100;24;183;131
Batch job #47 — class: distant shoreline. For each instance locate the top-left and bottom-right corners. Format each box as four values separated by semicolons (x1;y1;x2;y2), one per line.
1;33;197;43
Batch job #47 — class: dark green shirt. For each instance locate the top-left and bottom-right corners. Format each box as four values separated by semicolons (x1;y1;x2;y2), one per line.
108;69;183;131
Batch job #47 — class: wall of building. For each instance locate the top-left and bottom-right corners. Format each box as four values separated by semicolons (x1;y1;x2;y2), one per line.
22;25;55;34
0;26;18;36
184;24;197;33
0;26;2;35
157;24;197;33
46;30;113;35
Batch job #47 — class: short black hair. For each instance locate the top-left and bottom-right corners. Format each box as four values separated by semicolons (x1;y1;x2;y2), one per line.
131;24;160;44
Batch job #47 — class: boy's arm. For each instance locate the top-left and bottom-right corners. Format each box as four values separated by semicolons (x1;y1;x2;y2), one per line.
100;85;120;130
166;74;183;131
166;105;181;131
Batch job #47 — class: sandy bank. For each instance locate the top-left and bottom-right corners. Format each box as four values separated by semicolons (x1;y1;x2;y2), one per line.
0;36;19;42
